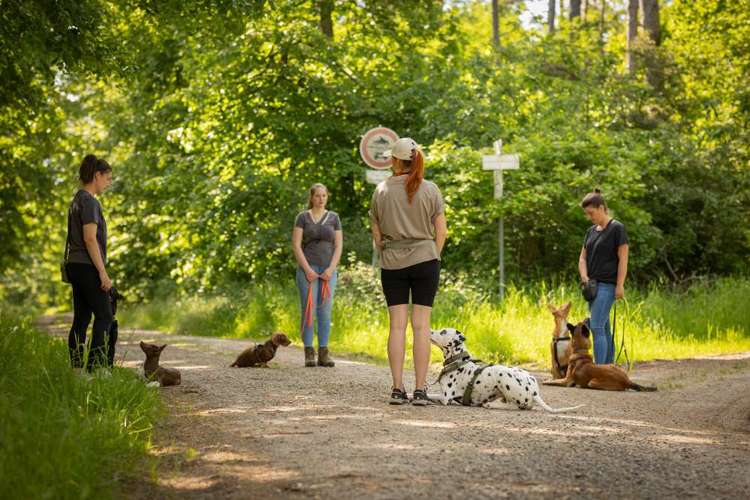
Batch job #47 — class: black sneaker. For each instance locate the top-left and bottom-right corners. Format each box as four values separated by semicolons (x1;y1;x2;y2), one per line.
412;388;430;406
389;387;409;405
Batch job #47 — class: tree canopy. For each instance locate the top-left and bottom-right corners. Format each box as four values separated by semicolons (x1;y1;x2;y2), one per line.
1;0;748;303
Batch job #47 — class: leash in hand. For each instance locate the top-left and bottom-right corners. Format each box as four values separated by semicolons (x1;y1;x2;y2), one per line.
613;299;632;372
302;278;331;330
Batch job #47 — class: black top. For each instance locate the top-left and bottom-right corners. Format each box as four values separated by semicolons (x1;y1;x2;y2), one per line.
583;219;628;284
66;189;107;266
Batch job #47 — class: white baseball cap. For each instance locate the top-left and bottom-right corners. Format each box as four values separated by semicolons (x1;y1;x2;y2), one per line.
383;137;419;161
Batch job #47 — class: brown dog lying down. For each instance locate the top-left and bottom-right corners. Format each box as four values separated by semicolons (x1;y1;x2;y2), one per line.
543;321;657;391
230;332;291;367
139;341;181;386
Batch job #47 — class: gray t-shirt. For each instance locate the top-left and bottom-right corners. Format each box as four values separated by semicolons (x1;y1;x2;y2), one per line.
66;189;107;266
294;210;342;267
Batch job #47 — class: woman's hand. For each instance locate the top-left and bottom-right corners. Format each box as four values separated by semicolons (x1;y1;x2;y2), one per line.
615;284;625;300
320;267;334;281
304;268;319;282
99;271;112;292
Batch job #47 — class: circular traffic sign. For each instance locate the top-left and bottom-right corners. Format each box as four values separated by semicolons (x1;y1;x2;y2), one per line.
359;127;398;170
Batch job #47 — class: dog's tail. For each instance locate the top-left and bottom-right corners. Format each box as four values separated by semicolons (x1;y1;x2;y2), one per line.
533;395;585;414
630;383;657;392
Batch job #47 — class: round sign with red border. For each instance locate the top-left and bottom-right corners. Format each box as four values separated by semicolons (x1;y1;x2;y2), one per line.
359;127;398;170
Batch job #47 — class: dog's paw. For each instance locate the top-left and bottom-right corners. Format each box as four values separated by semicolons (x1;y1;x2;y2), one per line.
146;381;160;388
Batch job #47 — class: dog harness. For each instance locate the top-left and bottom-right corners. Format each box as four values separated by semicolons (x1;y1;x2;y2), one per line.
552;335;571;373
433;352;490;406
461;365;490;405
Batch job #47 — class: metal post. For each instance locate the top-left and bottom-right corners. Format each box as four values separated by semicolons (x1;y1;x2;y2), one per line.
494;141;505;301
483;139;518;302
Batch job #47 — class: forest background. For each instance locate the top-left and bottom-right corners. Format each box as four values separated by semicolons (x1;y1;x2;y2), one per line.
2;0;749;363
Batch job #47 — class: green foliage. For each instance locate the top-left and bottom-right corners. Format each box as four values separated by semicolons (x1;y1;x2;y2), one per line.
1;1;749;305
0;312;162;499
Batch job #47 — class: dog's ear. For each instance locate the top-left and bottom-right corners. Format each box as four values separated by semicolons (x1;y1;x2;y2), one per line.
580;323;590;338
566;323;576;334
457;332;466;343
159;344;167;352
562;302;571;315
547;304;557;314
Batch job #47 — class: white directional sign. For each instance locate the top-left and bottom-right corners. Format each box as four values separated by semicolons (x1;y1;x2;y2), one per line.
482;153;520;171
365;169;391;184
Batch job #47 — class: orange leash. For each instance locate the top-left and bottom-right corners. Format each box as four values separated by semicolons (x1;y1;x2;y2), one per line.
303;279;331;329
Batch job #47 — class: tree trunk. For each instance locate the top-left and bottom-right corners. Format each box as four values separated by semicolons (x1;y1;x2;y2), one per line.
548;0;556;33
640;0;660;46
641;0;663;88
318;0;333;39
570;0;581;19
626;0;638;75
492;0;500;48
582;0;588;19
599;0;606;46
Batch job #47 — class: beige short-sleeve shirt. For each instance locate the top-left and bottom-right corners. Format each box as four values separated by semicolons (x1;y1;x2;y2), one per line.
369;176;445;270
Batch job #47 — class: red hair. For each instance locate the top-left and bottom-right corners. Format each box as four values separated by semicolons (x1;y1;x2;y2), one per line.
403;149;424;204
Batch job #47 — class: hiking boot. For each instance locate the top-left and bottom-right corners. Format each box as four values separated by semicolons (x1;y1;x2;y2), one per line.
317;347;335;367
389;387;409;405
304;347;316;367
412;388;430;406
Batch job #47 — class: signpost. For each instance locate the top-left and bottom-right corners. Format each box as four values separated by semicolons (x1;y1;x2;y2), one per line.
360;126;398;267
482;139;520;301
359;126;398;171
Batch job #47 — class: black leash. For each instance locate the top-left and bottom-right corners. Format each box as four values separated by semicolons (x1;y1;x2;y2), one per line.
613;301;632;371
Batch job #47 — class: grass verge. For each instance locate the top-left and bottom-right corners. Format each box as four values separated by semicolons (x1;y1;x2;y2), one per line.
0;310;162;500
119;265;750;366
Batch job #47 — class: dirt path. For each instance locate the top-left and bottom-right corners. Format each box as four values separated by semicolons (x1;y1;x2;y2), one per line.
41;316;750;499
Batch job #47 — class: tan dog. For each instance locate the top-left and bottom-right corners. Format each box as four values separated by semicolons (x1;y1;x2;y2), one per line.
548;302;572;379
139;341;181;386
543;321;656;391
230;332;291;367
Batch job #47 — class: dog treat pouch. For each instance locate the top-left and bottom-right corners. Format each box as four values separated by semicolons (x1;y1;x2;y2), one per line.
581;279;598;302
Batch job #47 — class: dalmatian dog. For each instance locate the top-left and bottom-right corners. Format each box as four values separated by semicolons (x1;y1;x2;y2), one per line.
429;328;584;413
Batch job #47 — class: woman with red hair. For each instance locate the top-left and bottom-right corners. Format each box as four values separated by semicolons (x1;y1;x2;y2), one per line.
370;137;447;405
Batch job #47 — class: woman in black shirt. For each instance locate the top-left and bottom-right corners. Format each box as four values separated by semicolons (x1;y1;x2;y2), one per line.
578;190;629;364
64;154;113;371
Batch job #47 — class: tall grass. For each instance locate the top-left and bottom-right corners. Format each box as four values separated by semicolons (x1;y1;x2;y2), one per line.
120;265;750;366
0;311;162;500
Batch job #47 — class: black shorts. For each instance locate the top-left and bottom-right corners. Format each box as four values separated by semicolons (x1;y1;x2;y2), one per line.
381;259;441;307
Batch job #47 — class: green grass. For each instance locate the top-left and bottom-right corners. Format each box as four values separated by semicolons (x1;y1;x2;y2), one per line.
120;265;750;366
0;310;162;500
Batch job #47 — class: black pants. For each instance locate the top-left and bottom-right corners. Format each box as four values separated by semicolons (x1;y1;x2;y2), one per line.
381;259;441;307
67;263;113;370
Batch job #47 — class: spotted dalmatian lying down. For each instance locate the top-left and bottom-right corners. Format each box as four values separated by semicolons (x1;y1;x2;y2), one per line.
429;328;584;413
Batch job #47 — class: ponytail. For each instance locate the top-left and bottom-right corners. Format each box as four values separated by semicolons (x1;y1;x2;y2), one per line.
404;149;424;204
79;154;112;184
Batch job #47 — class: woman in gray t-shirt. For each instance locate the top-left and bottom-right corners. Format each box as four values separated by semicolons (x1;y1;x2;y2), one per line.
292;183;343;368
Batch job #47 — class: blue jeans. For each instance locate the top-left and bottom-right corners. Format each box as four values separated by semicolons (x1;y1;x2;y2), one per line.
296;265;337;348
588;282;615;364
